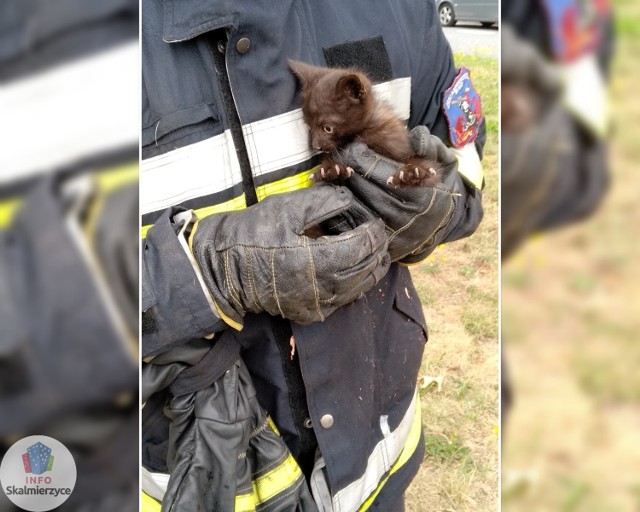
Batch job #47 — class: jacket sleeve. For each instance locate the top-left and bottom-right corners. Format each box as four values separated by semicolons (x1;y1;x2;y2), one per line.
142;207;227;358
408;0;486;246
405;2;486;248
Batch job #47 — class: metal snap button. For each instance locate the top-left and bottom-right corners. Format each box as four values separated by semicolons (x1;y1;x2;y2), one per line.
320;414;334;429
217;41;226;54
235;37;251;55
303;418;313;429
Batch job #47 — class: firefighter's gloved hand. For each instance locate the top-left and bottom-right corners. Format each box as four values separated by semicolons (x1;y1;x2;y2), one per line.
336;126;463;263
191;186;390;328
502;101;578;258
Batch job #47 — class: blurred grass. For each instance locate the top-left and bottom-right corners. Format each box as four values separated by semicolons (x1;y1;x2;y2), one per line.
502;1;640;510
405;54;498;511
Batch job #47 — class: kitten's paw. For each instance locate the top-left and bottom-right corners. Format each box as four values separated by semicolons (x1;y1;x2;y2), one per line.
310;163;354;182
387;165;439;188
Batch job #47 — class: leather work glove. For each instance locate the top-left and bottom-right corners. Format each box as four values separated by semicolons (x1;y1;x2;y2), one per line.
501;101;579;258
191;186;390;328
500;25;607;259
334;126;467;264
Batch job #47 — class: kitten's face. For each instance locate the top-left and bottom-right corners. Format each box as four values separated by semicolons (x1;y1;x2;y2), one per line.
290;61;373;153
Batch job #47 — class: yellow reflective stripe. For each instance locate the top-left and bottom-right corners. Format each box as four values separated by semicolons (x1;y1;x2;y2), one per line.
253;453;303;504
141;167;317;239
358;397;423;511
0;198;22;229
0;163;137;231
235;453;303;511
141;193;247;239
141;492;161;512
266;415;280;436
96;162;138;194
255;168;315;201
235;491;257;512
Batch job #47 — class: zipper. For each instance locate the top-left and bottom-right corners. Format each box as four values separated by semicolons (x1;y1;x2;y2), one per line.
209;31;259;207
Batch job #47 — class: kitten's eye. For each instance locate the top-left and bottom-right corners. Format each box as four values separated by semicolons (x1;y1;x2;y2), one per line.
323;125;334;134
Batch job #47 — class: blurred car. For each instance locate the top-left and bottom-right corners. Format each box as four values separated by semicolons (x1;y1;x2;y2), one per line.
437;0;498;27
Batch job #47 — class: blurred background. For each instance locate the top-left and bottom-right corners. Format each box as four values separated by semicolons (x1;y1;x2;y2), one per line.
0;1;139;510
502;0;640;510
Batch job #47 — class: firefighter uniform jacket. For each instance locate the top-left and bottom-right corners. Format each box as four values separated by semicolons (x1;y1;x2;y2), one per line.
141;0;485;510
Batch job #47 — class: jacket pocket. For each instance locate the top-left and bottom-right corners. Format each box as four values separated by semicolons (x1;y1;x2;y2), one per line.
142;32;221;159
393;282;428;345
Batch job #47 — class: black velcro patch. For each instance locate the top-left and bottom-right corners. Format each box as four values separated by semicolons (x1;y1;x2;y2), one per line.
323;36;392;83
142;310;158;335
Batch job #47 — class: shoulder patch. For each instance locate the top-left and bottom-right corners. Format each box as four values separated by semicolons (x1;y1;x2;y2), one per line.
442;67;483;149
539;0;605;62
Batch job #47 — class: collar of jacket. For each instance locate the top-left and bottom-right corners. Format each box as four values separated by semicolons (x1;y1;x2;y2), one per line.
162;0;238;43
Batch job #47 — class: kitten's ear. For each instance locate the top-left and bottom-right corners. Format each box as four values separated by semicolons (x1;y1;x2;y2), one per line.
336;74;367;103
289;60;323;88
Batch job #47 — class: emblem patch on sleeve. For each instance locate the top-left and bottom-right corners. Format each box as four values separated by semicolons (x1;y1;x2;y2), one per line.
539;0;608;62
443;67;483;149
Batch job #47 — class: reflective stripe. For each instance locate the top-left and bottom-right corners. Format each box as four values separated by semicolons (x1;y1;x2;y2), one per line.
141;130;243;215
1;164;137;231
359;394;422;511
235;491;257;512
235;454;305;511
333;390;420;512
0;199;22;229
141;491;161;512
372;78;412;121
0;42;138;183
141;467;169;502
140;168;315;238
141;448;303;512
140;78;411;217
95;163;139;194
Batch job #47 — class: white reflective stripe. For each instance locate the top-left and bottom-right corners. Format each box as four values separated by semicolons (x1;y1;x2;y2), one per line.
141;130;242;214
141;467;169;502
379;415;391;438
372;77;412;121
0;42;138;184
242;108;319;178
333;390;418;512
140;77;412;215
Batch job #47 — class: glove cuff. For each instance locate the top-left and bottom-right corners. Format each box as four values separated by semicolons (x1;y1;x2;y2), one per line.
179;211;245;331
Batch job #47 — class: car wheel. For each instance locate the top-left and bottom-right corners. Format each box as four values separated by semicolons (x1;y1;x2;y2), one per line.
481;21;495;28
439;3;456;27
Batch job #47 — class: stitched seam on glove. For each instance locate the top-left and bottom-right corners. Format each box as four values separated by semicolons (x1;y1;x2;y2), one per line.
245;247;261;311
270;248;285;318
217;233;371;250
223;250;243;310
388;188;439;244
318;294;337;306
303;237;324;321
406;193;456;259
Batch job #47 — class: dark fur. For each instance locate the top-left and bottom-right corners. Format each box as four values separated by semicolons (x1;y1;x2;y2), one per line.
289;60;442;187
